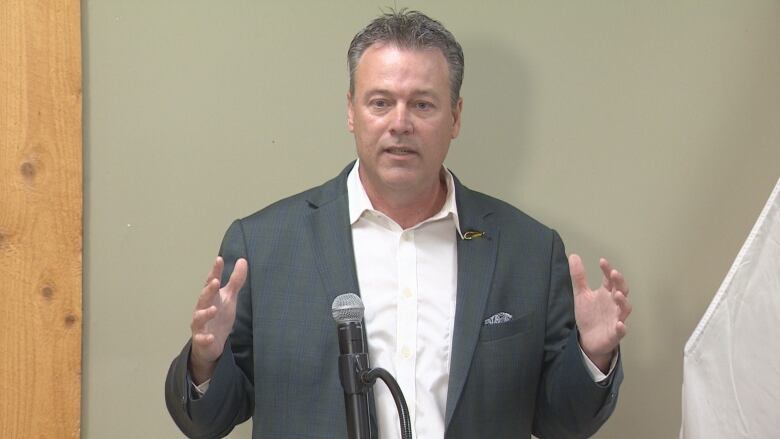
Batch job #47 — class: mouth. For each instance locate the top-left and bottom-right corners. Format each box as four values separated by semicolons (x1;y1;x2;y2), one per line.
383;146;418;156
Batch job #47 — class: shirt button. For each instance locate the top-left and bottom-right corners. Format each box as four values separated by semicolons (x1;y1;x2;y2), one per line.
402;287;413;299
401;346;412;359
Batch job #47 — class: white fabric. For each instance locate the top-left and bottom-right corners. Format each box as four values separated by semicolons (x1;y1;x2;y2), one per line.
581;348;616;383
680;178;780;439
348;160;462;439
194;378;209;395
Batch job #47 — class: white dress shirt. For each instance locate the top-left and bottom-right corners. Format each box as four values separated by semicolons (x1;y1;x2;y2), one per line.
348;161;462;439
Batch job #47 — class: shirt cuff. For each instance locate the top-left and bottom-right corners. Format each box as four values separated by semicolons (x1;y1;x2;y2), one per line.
579;346;619;384
191;378;211;398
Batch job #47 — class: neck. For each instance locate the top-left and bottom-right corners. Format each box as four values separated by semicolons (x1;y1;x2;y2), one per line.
359;170;448;230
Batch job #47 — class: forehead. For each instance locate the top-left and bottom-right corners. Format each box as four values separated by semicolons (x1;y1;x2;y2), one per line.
353;44;450;92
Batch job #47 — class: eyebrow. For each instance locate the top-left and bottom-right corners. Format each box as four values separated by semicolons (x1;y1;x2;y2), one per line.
363;89;440;100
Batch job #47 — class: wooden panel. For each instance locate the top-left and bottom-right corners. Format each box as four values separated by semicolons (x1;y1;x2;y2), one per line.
0;0;82;437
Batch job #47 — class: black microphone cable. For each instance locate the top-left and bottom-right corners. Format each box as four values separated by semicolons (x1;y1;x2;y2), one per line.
362;367;412;439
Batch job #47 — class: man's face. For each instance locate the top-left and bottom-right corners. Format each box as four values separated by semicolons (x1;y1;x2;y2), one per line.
348;44;462;197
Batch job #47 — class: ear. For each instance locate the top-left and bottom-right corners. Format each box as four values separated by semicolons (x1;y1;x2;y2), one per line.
450;97;463;139
347;92;355;133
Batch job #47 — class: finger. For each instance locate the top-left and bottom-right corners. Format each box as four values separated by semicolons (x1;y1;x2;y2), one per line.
614;290;632;321
610;269;630;297
205;257;225;286
224;258;248;296
615;320;628;340
599;258;614;291
195;278;220;310
190;306;217;332
568;254;589;294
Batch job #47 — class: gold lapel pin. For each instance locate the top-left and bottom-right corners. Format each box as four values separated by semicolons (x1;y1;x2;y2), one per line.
463;230;486;240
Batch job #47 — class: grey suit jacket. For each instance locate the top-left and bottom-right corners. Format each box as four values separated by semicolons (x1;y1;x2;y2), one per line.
165;162;622;438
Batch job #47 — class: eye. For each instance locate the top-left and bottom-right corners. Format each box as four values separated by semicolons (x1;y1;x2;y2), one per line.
415;101;433;111
371;99;388;108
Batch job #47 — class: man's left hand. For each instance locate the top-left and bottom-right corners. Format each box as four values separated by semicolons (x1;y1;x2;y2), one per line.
569;254;632;372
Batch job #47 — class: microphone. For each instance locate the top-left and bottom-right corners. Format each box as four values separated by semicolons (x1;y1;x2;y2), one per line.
332;293;371;439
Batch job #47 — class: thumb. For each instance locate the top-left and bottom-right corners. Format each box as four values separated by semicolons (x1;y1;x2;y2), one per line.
225;258;248;296
568;253;589;294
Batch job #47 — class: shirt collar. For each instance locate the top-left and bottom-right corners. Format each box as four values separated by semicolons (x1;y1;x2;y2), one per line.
347;160;463;237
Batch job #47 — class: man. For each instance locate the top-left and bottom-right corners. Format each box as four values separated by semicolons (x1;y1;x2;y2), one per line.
166;10;631;439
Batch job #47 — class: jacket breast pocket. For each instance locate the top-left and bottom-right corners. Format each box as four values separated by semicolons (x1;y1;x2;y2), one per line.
478;311;536;343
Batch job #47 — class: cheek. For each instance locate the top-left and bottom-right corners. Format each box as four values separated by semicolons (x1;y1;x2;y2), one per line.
353;125;382;153
358;118;387;140
424;120;454;142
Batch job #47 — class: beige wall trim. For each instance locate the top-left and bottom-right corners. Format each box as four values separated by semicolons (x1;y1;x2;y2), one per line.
0;0;83;437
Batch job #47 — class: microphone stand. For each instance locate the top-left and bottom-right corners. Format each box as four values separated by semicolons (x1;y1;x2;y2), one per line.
333;293;412;439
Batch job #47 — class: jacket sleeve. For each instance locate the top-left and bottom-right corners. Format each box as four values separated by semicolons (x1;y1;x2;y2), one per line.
531;230;623;439
165;219;255;438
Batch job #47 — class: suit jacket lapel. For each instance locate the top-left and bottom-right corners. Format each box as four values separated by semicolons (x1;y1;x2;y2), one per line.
305;162;380;437
445;177;499;429
305;163;361;307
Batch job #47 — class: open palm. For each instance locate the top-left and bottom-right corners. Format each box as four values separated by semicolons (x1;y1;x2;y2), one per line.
569;254;632;368
189;256;247;382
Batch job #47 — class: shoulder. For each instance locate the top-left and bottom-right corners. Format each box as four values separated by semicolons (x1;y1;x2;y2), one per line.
228;162;352;237
455;178;558;241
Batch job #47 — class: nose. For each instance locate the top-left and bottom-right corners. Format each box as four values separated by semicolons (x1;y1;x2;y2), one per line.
388;104;413;136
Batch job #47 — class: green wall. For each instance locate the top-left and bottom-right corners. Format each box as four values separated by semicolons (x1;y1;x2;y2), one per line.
83;1;780;437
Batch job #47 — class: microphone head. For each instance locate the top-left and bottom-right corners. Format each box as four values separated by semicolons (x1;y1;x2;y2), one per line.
332;293;364;324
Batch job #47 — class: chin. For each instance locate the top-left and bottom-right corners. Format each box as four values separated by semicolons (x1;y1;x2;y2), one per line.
380;177;420;192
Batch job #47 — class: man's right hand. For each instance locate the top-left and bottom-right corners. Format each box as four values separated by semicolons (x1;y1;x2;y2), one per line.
189;256;248;384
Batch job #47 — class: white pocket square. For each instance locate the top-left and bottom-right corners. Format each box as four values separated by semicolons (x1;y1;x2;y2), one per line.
483;312;513;326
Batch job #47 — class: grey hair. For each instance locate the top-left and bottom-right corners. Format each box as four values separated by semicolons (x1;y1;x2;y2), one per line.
347;9;464;107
